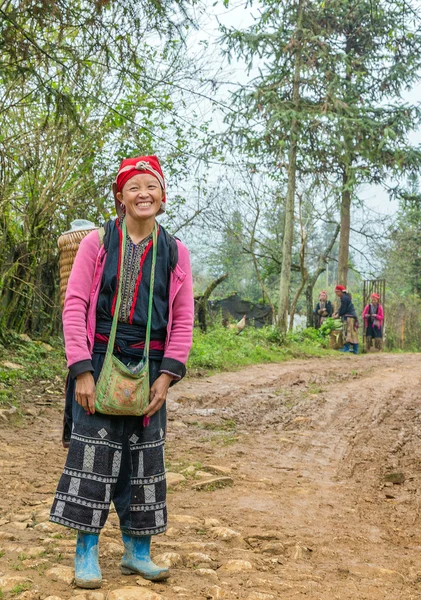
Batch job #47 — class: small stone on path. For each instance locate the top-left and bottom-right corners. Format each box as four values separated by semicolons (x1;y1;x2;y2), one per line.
135;578;152;587
46;565;74;585
179;541;218;552
170;514;202;526
218;559;253;573
196;568;219;580
384;472;405;485
196;470;214;479
25;546;47;557
152;551;183;567
204;518;221;528
71;592;105;600
0;574;33;592
8;521;28;530
192;477;233;491
184;552;215;567
108;588;163;600
246;593;276;600
210;526;241;540
172;421;188;429
166;472;186;488
204;585;228;599
102;541;123;557
261;542;285;555
203;465;232;476
164;527;180;537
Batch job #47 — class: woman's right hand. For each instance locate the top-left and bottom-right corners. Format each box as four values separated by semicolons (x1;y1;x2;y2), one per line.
75;372;96;414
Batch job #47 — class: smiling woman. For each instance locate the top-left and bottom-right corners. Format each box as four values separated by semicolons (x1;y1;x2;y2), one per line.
50;154;194;589
117;174;164;239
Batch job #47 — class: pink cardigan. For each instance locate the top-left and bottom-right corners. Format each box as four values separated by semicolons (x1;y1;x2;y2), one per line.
362;304;384;327
62;227;194;379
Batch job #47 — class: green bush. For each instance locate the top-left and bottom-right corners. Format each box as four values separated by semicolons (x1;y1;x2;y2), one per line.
187;324;333;372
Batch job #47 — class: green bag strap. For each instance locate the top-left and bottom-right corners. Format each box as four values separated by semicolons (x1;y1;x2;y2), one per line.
143;224;157;361
106;219;157;361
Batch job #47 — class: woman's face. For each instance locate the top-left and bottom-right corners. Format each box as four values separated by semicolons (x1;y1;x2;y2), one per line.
117;173;163;221
371;297;379;305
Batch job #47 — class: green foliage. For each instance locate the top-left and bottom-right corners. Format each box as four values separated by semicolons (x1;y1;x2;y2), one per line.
0;0;205;337
384;294;421;351
319;318;343;338
10;582;32;595
0;333;66;410
187;323;333;372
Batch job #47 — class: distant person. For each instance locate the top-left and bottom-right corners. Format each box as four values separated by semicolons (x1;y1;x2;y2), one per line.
362;293;384;351
333;285;359;354
313;291;333;328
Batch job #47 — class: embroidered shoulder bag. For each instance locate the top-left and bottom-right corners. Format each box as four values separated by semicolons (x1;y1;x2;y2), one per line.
94;220;157;416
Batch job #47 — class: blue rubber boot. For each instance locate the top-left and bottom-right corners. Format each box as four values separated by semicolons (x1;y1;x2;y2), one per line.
352;343;359;355
121;533;170;581
74;532;102;589
339;343;351;353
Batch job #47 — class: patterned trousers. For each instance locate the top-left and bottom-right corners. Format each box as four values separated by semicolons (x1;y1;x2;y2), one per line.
50;356;167;536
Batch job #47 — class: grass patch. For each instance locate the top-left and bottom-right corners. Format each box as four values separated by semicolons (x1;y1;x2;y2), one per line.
11;582;32;595
200;419;236;432
187;324;334;373
0;332;66;410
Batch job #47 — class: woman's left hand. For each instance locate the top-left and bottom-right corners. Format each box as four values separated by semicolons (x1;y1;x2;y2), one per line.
144;373;174;417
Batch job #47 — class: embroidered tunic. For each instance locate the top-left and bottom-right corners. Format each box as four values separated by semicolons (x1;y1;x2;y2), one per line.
95;218;170;355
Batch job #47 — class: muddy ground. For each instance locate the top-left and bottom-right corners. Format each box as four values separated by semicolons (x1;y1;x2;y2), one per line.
1;353;421;599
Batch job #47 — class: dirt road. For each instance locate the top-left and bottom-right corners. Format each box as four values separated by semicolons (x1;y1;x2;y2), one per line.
1;353;421;599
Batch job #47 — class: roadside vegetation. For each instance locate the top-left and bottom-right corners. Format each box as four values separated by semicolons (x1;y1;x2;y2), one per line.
0;325;335;414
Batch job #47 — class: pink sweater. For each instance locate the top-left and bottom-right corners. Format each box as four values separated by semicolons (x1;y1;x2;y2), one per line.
62;227;194;379
362;304;384;327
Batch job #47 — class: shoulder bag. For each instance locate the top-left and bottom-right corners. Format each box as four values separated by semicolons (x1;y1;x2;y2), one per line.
94;219;157;416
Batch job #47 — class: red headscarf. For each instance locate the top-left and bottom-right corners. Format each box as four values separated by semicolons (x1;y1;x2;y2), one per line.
335;285;346;292
371;293;380;300
113;155;166;217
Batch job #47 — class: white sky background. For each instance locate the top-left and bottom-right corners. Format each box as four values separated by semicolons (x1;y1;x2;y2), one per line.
168;0;421;278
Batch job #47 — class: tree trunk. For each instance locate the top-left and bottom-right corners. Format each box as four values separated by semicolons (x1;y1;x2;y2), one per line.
278;0;304;333
196;273;228;332
337;168;351;287
306;283;314;327
289;270;308;331
306;223;340;327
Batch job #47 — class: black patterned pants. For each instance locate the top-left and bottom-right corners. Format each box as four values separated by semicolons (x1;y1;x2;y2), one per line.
50;356;167;536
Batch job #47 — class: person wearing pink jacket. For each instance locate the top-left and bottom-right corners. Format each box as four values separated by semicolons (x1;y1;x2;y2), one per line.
362;293;384;352
50;156;194;589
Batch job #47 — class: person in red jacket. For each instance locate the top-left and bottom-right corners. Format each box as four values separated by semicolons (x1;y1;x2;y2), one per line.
50;156;194;589
362;293;384;351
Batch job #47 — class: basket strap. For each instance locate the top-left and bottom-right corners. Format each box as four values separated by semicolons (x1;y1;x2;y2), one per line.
143;225;157;362
97;226;105;247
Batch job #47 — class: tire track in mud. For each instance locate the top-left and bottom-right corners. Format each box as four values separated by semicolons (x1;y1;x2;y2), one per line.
169;354;421;599
1;354;421;599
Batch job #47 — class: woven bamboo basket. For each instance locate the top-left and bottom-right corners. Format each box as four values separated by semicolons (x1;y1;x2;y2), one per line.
58;224;98;308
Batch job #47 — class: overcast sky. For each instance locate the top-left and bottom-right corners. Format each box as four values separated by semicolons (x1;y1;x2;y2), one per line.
172;0;421;277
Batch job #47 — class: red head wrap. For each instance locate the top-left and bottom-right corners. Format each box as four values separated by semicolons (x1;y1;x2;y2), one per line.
371;293;380;300
112;155;166;217
319;290;327;296
335;285;346;292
